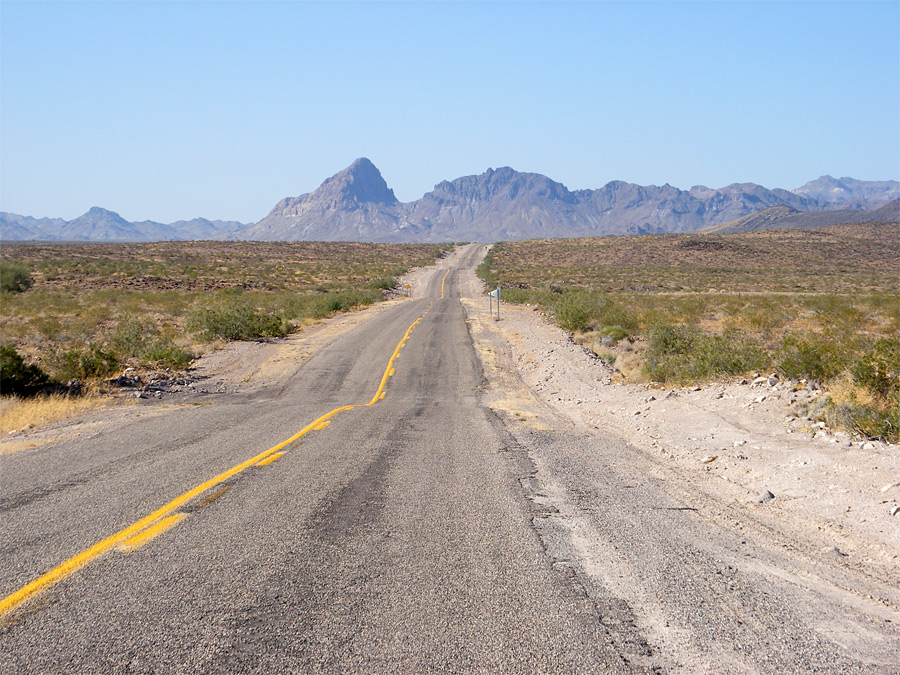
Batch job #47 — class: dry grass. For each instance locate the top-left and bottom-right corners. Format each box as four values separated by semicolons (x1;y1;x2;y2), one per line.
0;394;110;434
490;223;898;294
826;375;878;410
481;223;900;440
1;241;452;383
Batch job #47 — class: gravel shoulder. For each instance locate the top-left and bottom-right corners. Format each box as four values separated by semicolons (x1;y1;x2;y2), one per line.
463;297;900;581
461;267;900;671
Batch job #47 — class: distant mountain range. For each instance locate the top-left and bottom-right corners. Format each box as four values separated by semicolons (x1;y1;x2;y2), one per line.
2;160;897;242
0;207;246;242
231;159;899;242
703;200;900;234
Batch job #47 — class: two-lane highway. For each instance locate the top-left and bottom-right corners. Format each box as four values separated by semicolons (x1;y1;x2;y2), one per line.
1;245;638;673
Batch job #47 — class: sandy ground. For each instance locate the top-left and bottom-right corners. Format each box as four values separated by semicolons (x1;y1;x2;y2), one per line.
462;290;900;589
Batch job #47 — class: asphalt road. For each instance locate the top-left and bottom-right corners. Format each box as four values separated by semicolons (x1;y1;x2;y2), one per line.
0;246;637;673
2;245;897;673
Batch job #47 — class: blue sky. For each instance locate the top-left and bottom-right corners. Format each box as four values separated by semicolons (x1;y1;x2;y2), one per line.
2;1;898;223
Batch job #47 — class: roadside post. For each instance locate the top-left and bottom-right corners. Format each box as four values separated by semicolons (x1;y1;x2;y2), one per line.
488;286;501;318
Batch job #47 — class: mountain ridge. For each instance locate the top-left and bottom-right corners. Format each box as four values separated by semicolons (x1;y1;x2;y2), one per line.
0;208;247;241
702;199;900;234
231;160;898;242
3;162;897;242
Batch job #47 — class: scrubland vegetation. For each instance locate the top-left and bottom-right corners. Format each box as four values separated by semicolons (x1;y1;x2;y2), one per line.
1;241;450;398
478;224;899;441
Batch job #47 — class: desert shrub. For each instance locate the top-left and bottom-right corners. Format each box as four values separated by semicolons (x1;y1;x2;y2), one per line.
599;325;630;345
268;293;317;321
309;289;379;319
643;324;768;384
0;345;50;396
828;400;898;443
500;287;554;306
851;337;900;400
739;298;788;333
142;338;192;369
594;299;639;333
554;291;595;332
1;261;33;293
367;277;396;291
806;294;867;328
52;343;119;380
187;303;288;341
776;335;847;382
109;315;159;359
476;247;499;287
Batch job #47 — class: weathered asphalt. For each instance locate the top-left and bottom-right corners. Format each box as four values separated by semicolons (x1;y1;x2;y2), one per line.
0;246;638;673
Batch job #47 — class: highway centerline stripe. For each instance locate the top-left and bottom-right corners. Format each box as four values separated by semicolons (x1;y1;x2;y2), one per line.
441;269;450;298
0;301;434;619
255;451;284;466
117;514;187;553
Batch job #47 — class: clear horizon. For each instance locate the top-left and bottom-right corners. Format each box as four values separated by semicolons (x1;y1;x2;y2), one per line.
2;1;898;223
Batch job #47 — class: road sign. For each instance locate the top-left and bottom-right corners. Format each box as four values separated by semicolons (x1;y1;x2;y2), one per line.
487;286;500;317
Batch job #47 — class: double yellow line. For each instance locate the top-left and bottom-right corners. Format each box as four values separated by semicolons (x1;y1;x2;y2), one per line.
0;302;434;619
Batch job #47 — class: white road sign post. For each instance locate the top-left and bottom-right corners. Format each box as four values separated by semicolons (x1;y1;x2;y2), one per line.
488;286;501;318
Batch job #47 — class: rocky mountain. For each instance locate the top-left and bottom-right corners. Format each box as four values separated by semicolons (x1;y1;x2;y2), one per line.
5;162;896;243
0;208;246;241
792;176;899;209
703;199;900;234
231;159;895;243
0;213;69;240
243;158;402;242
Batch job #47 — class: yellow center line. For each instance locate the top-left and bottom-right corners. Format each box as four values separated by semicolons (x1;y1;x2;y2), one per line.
117;514;187;553
0;302;434;619
255;451;284;467
440;269;450;299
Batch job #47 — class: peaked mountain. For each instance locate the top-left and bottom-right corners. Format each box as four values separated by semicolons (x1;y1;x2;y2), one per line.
703;199;900;234
792;176;899;208
64;207;178;240
232;159;896;243
0;208;246;241
243;158;402;241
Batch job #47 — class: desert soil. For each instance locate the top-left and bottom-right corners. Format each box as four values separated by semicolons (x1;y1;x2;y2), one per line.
463;294;900;580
